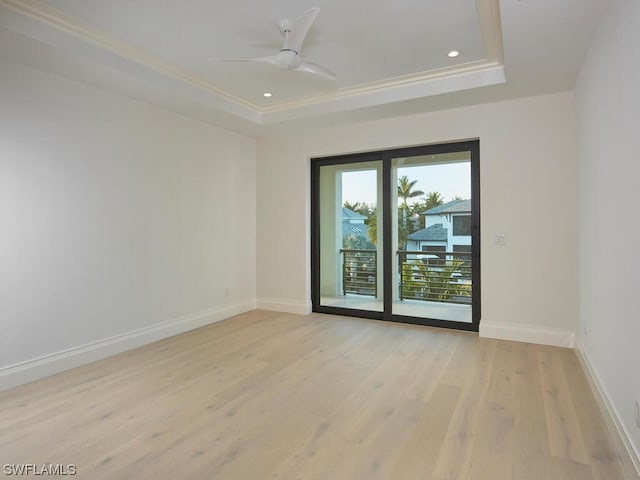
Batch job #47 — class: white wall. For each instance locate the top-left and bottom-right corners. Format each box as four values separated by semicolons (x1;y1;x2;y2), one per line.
575;0;640;462
0;59;256;388
256;91;579;346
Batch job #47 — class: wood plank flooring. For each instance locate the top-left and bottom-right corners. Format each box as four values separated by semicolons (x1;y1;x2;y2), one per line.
0;310;626;479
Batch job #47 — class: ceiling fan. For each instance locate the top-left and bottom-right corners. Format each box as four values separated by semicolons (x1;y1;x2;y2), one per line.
209;7;336;81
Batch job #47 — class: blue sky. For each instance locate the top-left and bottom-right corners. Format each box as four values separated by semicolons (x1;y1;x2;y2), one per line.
342;162;471;206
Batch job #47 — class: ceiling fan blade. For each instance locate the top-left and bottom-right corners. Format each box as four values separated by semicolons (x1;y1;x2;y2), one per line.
295;61;336;80
288;7;320;53
208;55;278;66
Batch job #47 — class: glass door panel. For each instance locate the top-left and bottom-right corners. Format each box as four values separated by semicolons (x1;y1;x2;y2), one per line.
318;160;383;312
392;153;473;323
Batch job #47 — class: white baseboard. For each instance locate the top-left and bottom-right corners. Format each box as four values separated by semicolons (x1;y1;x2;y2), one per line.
575;343;640;480
256;297;312;315
479;321;575;348
0;300;256;392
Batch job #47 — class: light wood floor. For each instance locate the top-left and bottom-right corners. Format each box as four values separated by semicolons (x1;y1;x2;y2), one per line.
0;310;626;479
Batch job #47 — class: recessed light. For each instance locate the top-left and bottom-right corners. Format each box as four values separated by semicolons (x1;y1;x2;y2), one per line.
447;50;460;58
263;92;273;98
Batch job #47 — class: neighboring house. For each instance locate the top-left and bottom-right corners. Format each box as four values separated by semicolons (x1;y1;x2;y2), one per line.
405;223;448;254
342;207;374;249
342;207;366;224
406;199;472;256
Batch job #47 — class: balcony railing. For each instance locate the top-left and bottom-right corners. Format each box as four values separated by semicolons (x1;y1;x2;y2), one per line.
340;249;377;297
339;249;472;304
398;250;471;304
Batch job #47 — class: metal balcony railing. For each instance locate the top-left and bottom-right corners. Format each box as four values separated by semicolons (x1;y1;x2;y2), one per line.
398;250;472;304
339;249;471;304
340;249;377;297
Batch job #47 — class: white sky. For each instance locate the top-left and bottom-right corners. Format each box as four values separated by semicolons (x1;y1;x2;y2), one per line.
342;162;471;206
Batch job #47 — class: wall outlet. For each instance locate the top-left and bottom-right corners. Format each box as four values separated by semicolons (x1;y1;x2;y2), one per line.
494;234;506;246
224;288;230;297
635;399;640;429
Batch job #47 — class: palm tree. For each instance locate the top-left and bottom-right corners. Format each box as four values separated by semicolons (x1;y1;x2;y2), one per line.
366;206;409;247
410;191;444;229
397;176;424;245
410;192;445;216
424;191;444;210
397;176;425;209
367;207;378;245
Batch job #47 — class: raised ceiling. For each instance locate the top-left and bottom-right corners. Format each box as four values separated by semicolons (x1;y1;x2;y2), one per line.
0;0;610;133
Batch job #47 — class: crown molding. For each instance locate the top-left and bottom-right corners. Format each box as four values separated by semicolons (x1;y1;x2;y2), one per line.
263;60;501;113
0;0;256;108
476;0;504;65
0;0;262;123
0;0;506;126
260;62;506;124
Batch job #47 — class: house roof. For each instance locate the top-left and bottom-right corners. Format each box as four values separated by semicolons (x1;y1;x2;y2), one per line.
407;224;448;242
342;221;369;236
342;207;367;221
342;221;375;249
422;199;471;215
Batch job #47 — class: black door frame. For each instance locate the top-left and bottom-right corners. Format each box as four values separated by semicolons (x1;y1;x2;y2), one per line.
311;140;480;332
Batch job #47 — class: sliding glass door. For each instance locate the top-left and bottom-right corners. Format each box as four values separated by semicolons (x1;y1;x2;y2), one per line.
315;157;384;314
311;141;480;331
392;152;474;324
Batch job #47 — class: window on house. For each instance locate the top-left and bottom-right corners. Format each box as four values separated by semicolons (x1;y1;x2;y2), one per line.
453;215;471;235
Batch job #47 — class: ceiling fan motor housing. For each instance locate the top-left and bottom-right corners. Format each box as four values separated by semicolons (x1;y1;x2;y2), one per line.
275;49;300;69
